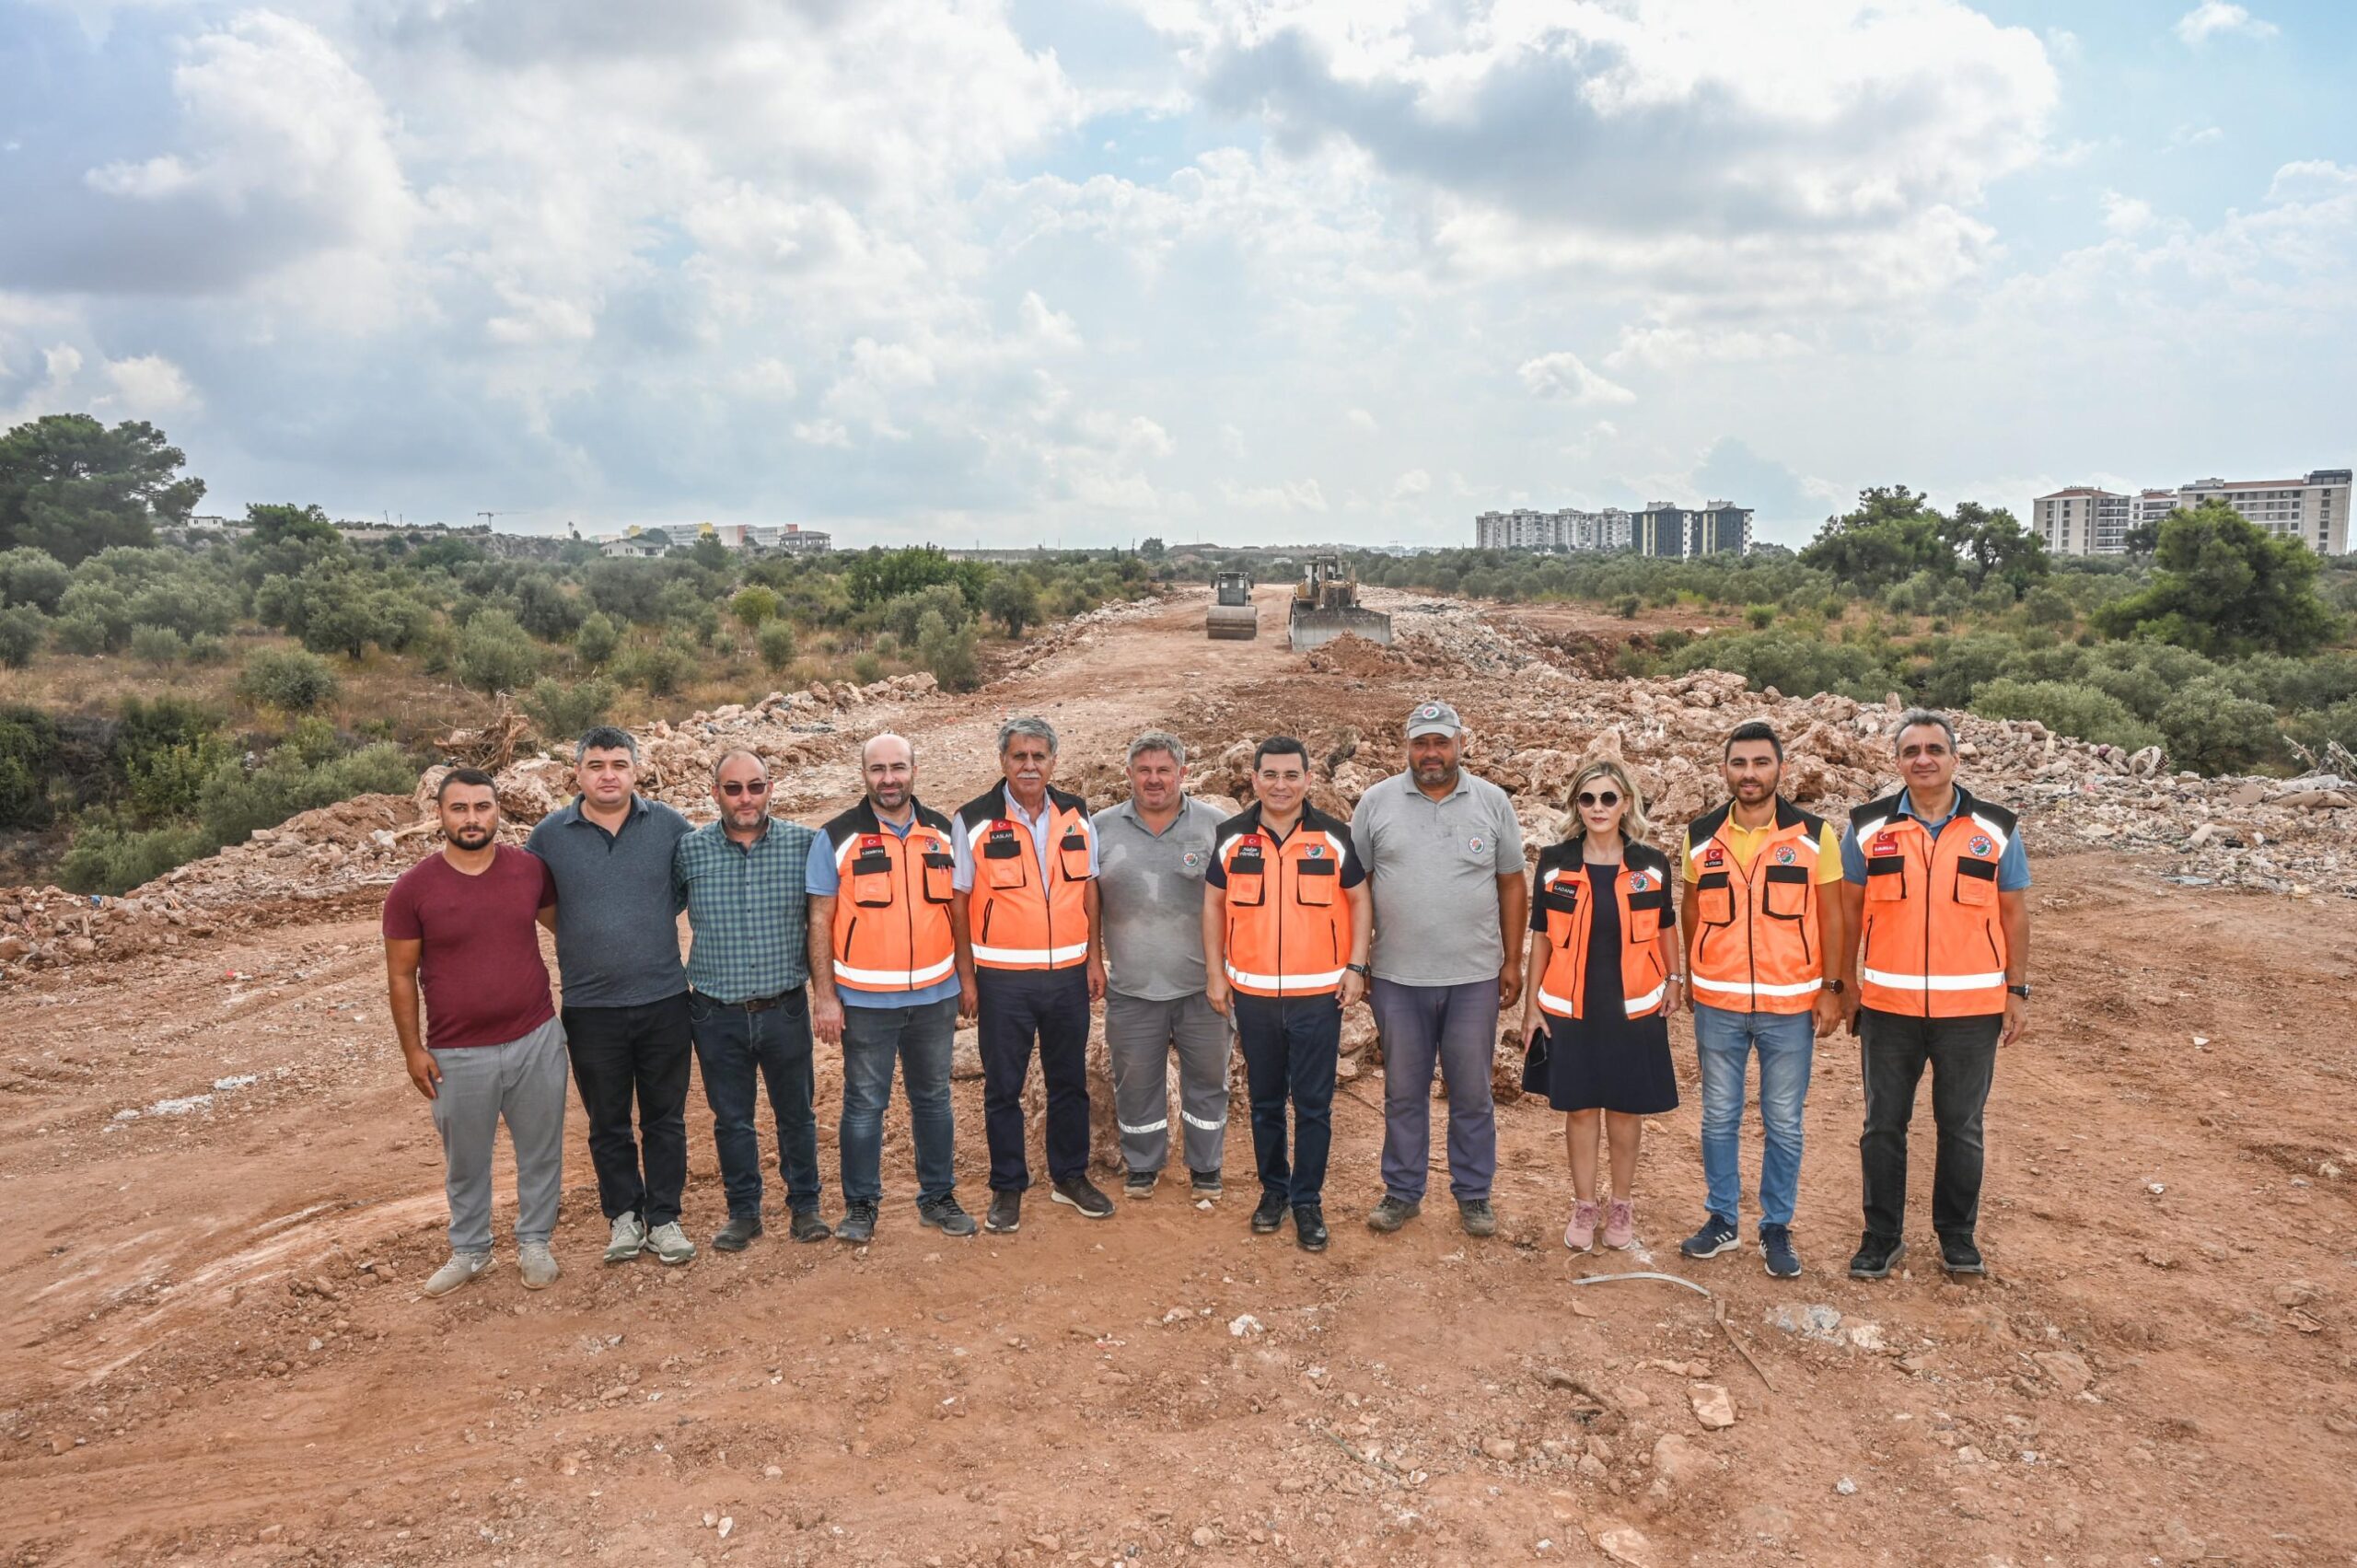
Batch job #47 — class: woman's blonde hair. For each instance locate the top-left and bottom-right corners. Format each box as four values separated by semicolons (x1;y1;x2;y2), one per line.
1562;758;1650;846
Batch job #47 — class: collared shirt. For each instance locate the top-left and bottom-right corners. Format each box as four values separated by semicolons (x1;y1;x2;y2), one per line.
674;815;817;1004
1680;817;1844;887
525;794;694;1008
1840;786;2031;889
1091;795;1223;1001
951;782;1102;893
806;807;960;1009
1349;768;1525;987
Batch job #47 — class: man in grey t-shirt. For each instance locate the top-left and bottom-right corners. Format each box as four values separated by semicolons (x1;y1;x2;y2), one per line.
1351;700;1527;1238
1092;731;1231;1202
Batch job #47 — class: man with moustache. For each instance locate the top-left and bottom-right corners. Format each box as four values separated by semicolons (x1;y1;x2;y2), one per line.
675;749;828;1251
807;733;978;1242
384;769;567;1297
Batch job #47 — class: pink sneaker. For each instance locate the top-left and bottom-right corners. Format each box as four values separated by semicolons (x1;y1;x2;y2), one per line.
1564;1200;1601;1251
1604;1198;1637;1249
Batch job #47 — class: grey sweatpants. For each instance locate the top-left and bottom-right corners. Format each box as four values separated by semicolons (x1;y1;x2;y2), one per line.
1104;990;1232;1176
429;1015;569;1253
1371;977;1500;1203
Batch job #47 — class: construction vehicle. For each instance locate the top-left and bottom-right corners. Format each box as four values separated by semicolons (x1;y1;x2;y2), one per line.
1205;571;1260;640
1287;553;1393;652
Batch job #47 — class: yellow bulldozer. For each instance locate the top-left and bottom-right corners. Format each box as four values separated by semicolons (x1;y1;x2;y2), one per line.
1287;554;1392;652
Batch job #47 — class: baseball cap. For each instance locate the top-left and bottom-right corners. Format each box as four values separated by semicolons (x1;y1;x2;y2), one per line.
1405;700;1461;739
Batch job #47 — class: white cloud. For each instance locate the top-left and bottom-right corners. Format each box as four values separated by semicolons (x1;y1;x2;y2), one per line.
2175;4;2278;44
1390;468;1430;500
2170;123;2225;148
1605;325;1807;372
2101;192;2156;236
1346;407;1377;432
101;353;197;416
1517;352;1635;407
1220;478;1328;513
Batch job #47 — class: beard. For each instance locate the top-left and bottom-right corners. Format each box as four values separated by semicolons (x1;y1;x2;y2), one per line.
447;825;494;847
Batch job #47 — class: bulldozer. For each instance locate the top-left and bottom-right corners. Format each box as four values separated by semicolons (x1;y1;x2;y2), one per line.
1287;553;1393;652
1205;571;1259;640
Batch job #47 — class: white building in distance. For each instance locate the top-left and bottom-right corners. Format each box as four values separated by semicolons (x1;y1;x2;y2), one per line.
2034;470;2350;556
1473;507;1632;552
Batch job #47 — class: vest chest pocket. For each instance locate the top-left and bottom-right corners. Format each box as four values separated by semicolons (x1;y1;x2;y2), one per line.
850;848;896;908
1541;882;1581;947
1057;829;1092;882
921;850;955;904
1695;870;1735;927
982;830;1028;889
1225;847;1268;907
1626;886;1668;945
1294;854;1337;907
1953;855;1997;907
1864;854;1908;902
1762;862;1811;920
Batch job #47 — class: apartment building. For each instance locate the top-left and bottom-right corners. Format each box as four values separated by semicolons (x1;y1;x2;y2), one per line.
1633;501;1754;559
2035;469;2350;555
1472;507;1632;552
2031;488;2132;556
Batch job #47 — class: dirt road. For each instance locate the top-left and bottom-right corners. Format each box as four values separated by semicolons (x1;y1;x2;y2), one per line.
3;588;2353;1567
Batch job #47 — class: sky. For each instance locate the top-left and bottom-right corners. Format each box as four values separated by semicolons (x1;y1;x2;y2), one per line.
1;1;2351;549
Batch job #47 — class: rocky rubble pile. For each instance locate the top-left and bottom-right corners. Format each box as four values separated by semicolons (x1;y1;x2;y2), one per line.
0;884;223;972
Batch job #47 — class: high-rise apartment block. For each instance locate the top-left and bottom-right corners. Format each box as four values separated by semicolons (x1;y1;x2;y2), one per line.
1474;501;1748;557
1635;501;1754;559
1473;507;1632;552
2035;470;2349;556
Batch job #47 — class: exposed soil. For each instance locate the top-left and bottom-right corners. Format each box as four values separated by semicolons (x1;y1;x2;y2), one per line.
3;586;2352;1567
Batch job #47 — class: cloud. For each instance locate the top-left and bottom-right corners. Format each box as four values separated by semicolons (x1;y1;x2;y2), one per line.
1220;478;1328;513
1345;407;1376;432
2169;123;2225;148
101;353;196;415
2101;192;2156;236
1517;352;1634;407
1605;325;1806;372
2175;4;2278;44
1390;468;1430;500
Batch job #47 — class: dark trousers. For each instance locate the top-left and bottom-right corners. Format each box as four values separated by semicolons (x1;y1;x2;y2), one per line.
689;988;822;1219
1859;1008;2002;1242
1235;993;1341;1209
976;967;1092;1191
562;992;693;1227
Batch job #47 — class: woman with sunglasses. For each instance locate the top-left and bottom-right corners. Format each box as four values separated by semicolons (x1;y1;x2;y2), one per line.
1519;759;1683;1252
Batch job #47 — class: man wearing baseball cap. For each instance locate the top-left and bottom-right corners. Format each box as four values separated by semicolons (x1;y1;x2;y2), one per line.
1350;699;1527;1237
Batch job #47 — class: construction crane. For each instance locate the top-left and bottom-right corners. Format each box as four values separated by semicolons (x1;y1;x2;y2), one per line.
476;511;517;527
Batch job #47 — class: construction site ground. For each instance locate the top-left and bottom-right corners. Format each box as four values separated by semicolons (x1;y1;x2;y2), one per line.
3;584;2352;1567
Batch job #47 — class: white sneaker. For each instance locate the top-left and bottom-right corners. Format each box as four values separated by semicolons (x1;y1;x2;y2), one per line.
605;1213;648;1264
424;1250;492;1297
518;1241;561;1290
644;1220;697;1266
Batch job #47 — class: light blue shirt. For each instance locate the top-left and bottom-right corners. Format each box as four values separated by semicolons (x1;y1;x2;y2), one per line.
1841;788;2031;890
807;812;960;1010
951;784;1100;893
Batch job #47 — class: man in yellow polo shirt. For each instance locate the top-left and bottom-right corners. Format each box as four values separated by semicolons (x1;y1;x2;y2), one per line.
1673;721;1846;1277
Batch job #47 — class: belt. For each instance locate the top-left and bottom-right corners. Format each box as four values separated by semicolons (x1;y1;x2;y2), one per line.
708;986;802;1013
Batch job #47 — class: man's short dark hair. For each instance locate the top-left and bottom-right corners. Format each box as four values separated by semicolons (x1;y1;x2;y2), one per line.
436;766;498;804
575;726;637;764
1725;721;1783;762
1253;736;1310;772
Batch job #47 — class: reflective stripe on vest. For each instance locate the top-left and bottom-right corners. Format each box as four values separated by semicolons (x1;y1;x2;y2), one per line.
825;806;958;993
1684;806;1826;1015
960;791;1095;971
1216;816;1354;999
1534;854;1673;1020
1852;790;2014;1018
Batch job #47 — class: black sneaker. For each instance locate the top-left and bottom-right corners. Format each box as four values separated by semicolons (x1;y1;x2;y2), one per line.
1123;1169;1157;1200
1457;1199;1496;1238
918;1194;978;1237
1759;1223;1802;1279
1250;1193;1288;1235
1051;1177;1115;1219
1189;1168;1224;1201
1938;1233;1985;1275
835;1201;878;1244
985;1190;1022;1234
1294;1205;1329;1252
788;1208;832;1244
1679;1214;1740;1260
713;1214;763;1252
1848;1233;1905;1279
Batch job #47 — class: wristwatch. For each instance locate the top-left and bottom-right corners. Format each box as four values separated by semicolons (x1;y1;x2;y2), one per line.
2007;984;2032;1000
1826;978;1846;996
1347;963;1372;979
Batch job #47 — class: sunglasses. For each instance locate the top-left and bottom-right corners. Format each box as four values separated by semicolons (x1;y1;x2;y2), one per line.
1576;790;1621;807
720;779;771;797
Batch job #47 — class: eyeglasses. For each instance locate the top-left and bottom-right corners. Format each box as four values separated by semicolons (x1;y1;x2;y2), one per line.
1576;790;1621;807
720;780;771;797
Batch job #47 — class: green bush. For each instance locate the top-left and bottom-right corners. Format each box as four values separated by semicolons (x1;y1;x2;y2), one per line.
1671;629;1890;700
0;548;71;612
1613;594;1641;619
2157;677;2280;774
730;586;781;627
196;739;417;845
618;637;695;697
883;584;968;643
186;633;229;666
850;651;884;684
1967;678;2158;752
1744;605;1775;630
916;609;980;692
129;624;186;664
57;813;214;896
522;677;617;740
575;611;621;668
237;647;341;713
0;603;43;668
756;618;797;674
0;706;59;829
53;610;118;655
455;609;540;695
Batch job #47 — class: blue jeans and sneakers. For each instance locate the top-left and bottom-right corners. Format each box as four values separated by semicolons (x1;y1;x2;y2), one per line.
689;988;830;1248
1680;1006;1813;1277
835;997;975;1241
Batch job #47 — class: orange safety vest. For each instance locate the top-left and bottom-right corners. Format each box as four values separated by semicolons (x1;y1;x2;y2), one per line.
1213;803;1357;997
954;785;1096;971
1532;841;1675;1022
1683;799;1830;1015
1849;787;2016;1018
819;798;958;994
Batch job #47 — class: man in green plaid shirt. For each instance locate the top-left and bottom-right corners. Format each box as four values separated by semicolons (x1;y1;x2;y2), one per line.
674;749;829;1250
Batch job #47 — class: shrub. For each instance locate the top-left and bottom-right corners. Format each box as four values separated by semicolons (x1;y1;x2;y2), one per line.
522;677;617;740
0;603;43;668
850;651;884;684
756;618;797;674
0;706;59;829
196;739;416;846
882;584;968;643
574;611;621;668
618;638;694;697
455;609;540;695
186;633;230;666
0;548;71;612
53;610;120;655
730;586;781;627
2158;677;2280;774
1745;605;1775;630
1613;594;1641;619
238;647;342;714
983;574;1040;637
130;624;186;665
916;609;980;692
57;813;214;896
1670;629;1890;701
128;579;234;639
1967;679;2158;752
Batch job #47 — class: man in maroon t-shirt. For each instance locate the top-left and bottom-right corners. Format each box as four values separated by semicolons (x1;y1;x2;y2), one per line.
384;768;565;1297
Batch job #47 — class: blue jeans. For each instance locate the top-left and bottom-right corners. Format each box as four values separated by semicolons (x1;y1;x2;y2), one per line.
1693;1005;1815;1228
839;997;959;1206
689;989;822;1219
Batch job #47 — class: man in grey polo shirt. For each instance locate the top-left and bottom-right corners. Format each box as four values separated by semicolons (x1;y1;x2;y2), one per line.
1093;730;1231;1202
1352;700;1527;1238
526;726;699;1267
